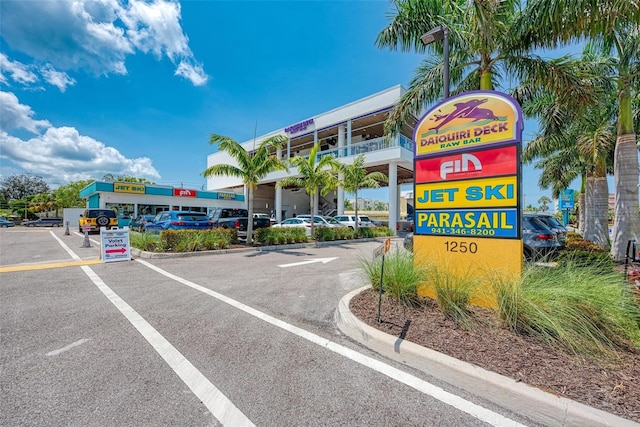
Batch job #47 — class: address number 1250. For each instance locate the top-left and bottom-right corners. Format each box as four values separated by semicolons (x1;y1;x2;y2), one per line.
444;241;478;254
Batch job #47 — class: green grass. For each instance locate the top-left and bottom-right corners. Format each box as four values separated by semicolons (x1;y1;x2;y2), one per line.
359;248;430;306
427;265;478;327
129;231;160;251
492;261;640;357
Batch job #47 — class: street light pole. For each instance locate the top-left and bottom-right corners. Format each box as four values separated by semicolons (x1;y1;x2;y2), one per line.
421;25;450;99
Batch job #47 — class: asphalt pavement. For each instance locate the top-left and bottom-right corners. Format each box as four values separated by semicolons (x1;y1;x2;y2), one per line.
1;227;635;426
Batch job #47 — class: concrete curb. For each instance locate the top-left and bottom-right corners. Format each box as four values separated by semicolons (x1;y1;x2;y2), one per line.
335;286;638;427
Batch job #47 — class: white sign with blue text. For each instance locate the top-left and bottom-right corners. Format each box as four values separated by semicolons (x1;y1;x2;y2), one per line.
100;229;131;263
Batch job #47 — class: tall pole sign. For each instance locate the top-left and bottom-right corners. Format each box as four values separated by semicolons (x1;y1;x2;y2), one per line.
413;90;524;308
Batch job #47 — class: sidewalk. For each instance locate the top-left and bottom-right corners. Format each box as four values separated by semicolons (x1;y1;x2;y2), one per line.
335;286;638;427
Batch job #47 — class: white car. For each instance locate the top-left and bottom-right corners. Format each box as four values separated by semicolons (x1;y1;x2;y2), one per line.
272;218;316;236
333;214;374;229
296;215;345;228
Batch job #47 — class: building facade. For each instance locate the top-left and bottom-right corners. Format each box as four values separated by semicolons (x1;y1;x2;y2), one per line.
205;85;416;232
79;181;244;219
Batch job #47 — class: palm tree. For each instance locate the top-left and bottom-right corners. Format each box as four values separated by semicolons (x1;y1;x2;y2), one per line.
521;52;617;248
514;0;640;261
202;134;288;245
277;142;341;239
29;192;58;217
537;196;551;213
375;0;597;135
336;154;388;233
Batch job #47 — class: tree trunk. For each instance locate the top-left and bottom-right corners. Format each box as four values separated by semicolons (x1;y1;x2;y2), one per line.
578;192;585;235
592;176;610;249
354;189;359;234
611;133;640;261
246;184;254;245
583;178;594;241
309;188;316;240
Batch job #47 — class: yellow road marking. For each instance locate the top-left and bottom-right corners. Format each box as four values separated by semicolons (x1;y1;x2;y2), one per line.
0;259;102;273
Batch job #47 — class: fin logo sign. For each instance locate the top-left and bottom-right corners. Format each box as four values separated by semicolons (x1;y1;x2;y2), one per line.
414;91;523;158
441;153;481;179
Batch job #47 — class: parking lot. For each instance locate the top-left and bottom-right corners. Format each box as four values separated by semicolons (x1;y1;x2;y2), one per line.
1;227;532;426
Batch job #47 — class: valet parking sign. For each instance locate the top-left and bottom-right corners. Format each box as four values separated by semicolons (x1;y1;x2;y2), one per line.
413;91;524;308
100;229;131;263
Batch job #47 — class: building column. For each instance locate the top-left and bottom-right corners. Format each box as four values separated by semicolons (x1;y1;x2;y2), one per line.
347;120;352;156
388;162;398;235
275;146;283;223
337;125;345;215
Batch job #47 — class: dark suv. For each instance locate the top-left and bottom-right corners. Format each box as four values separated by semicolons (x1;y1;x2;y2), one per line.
522;214;562;261
529;213;567;245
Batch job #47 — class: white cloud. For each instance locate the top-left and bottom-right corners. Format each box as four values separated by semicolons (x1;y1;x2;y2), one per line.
0;92;51;133
175;60;208;86
0;91;161;186
0;0;208;86
40;65;76;92
0;54;38;86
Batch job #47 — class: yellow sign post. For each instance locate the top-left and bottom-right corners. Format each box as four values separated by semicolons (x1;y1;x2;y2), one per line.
412;90;524;308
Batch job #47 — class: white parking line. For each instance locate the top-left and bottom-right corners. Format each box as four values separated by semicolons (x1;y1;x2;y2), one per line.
136;258;526;427
47;339;90;356
52;233;254;427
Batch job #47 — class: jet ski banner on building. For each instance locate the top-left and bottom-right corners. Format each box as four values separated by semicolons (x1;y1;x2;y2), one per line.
412;90;524;308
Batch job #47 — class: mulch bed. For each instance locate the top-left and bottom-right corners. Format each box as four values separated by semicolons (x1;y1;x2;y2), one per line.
349;288;640;422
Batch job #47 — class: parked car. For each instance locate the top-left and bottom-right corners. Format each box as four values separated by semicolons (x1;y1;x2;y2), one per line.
297;214;344;228
522;214;562;261
143;211;214;233
22;218;63;227
209;208;271;239
0;218;15;227
323;216;348;228
272;217;317;236
130;214;156;232
403;232;413;251
79;209;118;233
529;213;568;245
370;218;384;227
253;213;277;225
333;214;374;229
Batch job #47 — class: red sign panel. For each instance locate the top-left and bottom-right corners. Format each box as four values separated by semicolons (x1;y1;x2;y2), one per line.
415;145;517;184
173;188;197;197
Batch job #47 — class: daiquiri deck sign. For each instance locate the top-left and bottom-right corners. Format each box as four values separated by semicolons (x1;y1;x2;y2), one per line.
412;90;524;308
415;91;522;158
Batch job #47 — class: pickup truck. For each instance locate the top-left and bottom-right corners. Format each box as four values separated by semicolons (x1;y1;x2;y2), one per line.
208;208;271;239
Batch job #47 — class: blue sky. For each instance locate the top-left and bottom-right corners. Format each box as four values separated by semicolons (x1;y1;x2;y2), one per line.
1;0;557;206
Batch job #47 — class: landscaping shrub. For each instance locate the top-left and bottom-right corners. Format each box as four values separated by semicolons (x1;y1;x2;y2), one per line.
428;266;477;327
557;232;614;273
492;263;640;357
129;231;160;251
360;249;429;306
254;227;308;245
132;229;235;252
